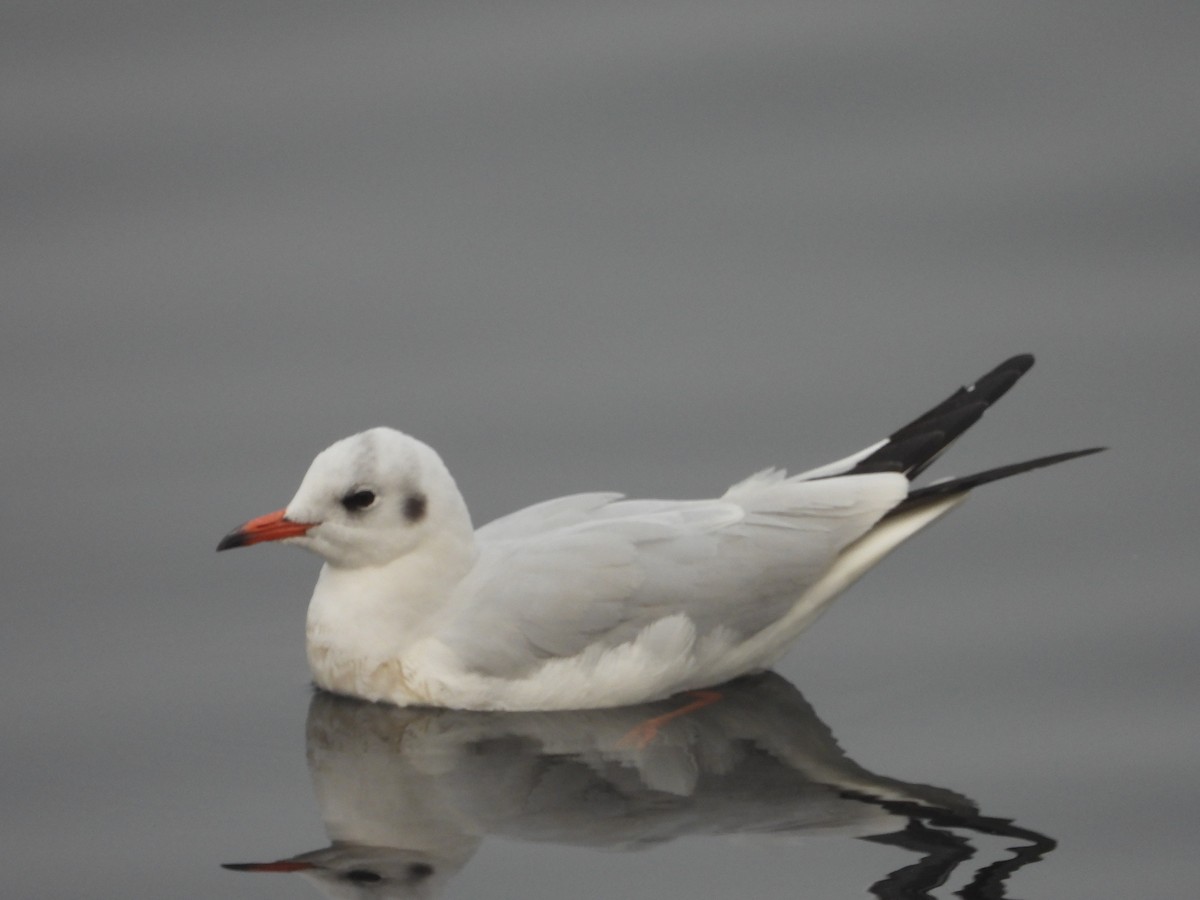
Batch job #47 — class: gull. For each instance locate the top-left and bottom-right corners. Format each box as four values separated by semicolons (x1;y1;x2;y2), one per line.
217;354;1101;711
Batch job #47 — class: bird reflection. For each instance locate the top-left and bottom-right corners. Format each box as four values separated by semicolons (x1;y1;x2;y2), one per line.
224;672;1053;898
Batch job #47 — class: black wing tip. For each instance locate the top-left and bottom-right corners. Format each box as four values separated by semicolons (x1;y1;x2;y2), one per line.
962;354;1035;407
948;444;1107;486
847;354;1041;481
885;445;1106;517
1000;352;1035;374
1054;445;1107;461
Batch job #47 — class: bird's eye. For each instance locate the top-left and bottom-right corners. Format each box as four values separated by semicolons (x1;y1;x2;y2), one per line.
341;489;377;512
343;869;382;883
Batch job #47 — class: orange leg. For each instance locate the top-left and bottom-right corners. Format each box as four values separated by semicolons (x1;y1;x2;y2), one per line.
618;689;724;749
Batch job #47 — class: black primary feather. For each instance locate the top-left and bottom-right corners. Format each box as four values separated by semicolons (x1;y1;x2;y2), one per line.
847;354;1037;480
884;447;1106;518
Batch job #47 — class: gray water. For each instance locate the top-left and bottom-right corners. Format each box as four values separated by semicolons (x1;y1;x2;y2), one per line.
4;4;1197;898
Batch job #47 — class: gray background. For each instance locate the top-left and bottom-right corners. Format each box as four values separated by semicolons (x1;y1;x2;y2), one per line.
4;3;1197;898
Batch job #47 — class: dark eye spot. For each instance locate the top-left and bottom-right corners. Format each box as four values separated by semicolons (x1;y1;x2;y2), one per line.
343;869;382;883
403;493;427;522
341;489;377;512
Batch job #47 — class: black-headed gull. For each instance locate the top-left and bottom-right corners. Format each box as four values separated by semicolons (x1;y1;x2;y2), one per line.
218;354;1100;711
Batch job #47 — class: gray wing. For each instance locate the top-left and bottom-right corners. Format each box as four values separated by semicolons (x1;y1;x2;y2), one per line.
444;471;908;677
475;492;627;541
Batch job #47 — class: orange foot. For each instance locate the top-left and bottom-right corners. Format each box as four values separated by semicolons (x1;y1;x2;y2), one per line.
617;689;724;749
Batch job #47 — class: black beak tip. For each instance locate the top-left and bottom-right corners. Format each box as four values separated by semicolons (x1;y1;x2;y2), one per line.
216;529;248;552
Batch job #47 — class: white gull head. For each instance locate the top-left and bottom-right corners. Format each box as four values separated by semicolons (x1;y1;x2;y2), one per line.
218;427;470;571
278;428;474;570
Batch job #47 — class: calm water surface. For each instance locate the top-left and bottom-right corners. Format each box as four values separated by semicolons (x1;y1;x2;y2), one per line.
220;673;1058;899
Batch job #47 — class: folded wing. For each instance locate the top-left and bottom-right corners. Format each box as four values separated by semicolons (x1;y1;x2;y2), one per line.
448;473;907;677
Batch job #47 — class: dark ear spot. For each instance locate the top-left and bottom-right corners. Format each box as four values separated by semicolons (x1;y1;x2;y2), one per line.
407;862;434;881
403;493;427;523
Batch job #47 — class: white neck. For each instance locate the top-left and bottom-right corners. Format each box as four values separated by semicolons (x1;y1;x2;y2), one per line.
305;527;477;699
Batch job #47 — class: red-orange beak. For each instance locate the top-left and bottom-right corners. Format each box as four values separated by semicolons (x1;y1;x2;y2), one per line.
216;508;315;551
222;859;318;873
